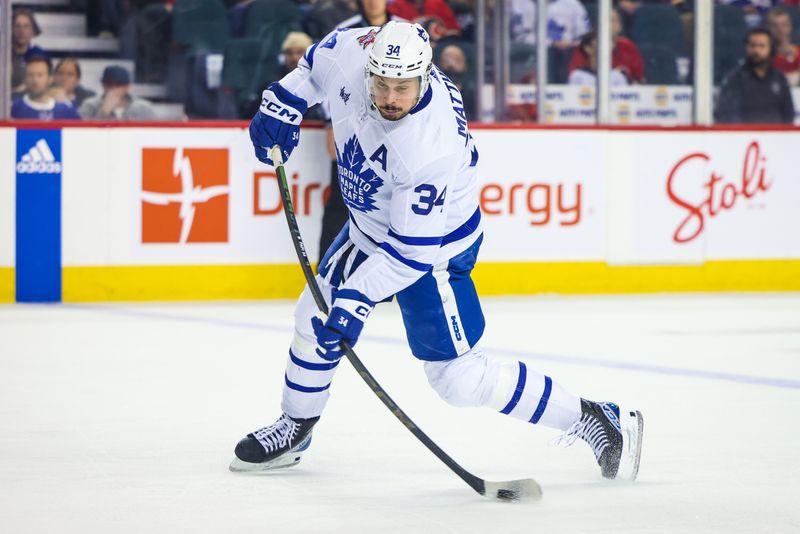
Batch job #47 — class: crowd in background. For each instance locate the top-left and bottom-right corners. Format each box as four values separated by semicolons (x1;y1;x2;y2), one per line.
8;0;800;123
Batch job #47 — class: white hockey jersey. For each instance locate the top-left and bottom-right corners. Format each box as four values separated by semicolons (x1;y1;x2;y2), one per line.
277;27;483;303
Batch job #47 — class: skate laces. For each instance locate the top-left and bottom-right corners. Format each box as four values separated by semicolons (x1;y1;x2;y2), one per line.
552;413;610;463
253;414;300;453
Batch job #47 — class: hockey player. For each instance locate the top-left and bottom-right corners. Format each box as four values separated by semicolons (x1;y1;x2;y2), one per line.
232;21;643;481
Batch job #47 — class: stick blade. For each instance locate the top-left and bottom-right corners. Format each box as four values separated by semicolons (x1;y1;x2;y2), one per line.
483;479;543;502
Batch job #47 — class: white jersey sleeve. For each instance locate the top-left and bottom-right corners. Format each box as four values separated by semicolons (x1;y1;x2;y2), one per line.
276;30;344;109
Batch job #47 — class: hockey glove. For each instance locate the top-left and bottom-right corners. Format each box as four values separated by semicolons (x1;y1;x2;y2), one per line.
249;82;307;166
311;289;376;361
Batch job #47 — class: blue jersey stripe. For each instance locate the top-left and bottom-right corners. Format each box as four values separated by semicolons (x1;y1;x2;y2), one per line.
318;222;350;278
346;250;369;279
442;207;481;246
469;146;479;167
285;374;331;393
500;361;527;414
409;84;433;115
387;228;443;246
386;208;481;249
379;242;431;272
529;375;553;424
329;244;354;287
303;41;319;70
289;350;340;371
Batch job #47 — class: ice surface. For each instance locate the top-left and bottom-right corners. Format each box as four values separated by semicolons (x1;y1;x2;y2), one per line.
1;294;799;533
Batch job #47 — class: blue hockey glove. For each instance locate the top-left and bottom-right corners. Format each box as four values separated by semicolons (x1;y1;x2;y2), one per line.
249;82;307;166
311;289;376;361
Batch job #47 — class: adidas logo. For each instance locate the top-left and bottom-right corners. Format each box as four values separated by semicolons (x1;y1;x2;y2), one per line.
16;139;62;174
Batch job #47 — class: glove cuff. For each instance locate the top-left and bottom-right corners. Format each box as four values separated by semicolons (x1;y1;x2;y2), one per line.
332;288;375;321
260;83;307;125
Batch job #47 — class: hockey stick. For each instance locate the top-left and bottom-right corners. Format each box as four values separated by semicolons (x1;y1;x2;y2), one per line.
269;146;542;502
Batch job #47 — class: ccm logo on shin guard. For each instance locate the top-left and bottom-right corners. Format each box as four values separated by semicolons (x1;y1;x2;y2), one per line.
450;315;463;341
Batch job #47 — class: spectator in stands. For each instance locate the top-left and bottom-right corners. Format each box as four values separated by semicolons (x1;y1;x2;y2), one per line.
280;32;313;77
568;31;631;86
523;0;591;82
79;65;157;120
227;0;255;37
716;0;777;27
92;0;134;37
129;0;173;83
388;0;461;34
716;28;795;123
304;0;358;40
437;44;476;119
280;32;328;121
11;57;81;120
416;15;452;47
510;0;535;45
50;58;97;107
542;0;591;49
568;8;644;83
337;0;405;30
767;6;800;85
448;0;476;41
11;8;48;94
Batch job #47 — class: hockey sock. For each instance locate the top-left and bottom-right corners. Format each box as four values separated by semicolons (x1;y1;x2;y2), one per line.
488;359;581;431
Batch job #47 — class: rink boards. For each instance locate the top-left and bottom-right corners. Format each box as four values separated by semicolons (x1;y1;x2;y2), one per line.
1;123;799;302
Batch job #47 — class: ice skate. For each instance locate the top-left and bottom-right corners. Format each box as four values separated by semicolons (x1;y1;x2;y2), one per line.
229;413;319;473
556;399;643;480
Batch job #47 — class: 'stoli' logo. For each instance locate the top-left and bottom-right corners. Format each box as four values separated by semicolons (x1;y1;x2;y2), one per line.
141;147;230;243
666;141;771;244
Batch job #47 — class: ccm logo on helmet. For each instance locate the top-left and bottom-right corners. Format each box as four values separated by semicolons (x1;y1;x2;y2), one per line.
380;63;402;69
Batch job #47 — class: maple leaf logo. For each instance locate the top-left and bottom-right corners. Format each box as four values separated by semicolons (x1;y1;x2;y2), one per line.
336;135;384;213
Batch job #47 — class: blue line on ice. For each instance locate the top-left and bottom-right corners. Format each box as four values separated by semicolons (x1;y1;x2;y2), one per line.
65;303;800;391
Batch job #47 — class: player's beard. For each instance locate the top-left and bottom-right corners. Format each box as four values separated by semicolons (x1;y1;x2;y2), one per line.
377;104;409;121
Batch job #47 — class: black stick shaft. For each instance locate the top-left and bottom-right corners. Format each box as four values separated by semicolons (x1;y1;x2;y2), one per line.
271;151;486;496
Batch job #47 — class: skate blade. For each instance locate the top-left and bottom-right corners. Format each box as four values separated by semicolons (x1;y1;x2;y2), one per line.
229;451;303;473
617;409;643;481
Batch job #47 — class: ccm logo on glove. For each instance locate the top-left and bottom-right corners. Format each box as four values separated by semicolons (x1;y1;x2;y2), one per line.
249;82;308;166
261;98;302;124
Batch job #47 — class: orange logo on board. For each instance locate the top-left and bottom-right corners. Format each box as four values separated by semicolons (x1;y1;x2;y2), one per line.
141;148;230;243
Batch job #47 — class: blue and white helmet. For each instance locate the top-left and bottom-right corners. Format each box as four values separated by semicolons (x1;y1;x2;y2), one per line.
365;21;433;109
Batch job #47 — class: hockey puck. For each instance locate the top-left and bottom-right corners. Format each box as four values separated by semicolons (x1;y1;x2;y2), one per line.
496;489;518;501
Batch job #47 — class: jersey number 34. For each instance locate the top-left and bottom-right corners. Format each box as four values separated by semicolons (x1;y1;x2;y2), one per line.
412;184;446;215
